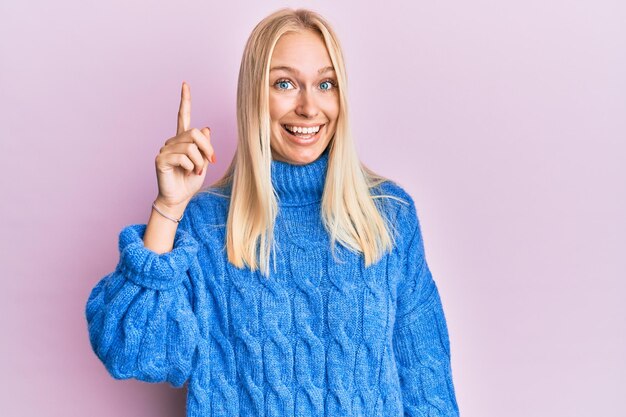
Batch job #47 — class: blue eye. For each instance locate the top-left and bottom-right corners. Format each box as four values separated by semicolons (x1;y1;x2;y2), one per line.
319;79;338;91
274;79;294;90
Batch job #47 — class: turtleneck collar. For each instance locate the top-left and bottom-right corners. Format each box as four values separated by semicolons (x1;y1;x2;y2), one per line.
271;147;329;206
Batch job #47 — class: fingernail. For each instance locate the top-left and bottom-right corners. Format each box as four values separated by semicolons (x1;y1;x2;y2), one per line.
211;154;216;163
198;169;203;175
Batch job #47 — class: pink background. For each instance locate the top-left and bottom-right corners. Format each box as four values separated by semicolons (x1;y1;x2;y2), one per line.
1;0;624;416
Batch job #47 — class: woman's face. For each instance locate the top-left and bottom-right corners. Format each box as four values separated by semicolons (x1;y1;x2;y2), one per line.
268;29;339;165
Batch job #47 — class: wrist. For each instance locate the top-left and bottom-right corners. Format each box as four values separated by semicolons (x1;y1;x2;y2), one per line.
152;199;187;223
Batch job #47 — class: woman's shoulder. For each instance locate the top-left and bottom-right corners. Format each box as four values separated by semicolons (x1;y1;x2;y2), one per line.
372;179;413;203
192;184;231;205
369;179;423;255
371;179;418;220
184;185;231;223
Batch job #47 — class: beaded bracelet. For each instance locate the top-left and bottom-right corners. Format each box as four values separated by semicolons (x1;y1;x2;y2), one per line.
151;200;184;224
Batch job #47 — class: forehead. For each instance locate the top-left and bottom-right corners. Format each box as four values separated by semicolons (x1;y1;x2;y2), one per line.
270;30;334;75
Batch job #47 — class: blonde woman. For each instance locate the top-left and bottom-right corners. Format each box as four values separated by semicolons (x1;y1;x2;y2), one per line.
85;7;459;417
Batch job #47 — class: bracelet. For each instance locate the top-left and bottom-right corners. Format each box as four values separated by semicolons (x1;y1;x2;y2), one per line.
152;200;184;224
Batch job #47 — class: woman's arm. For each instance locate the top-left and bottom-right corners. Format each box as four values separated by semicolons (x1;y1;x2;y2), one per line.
393;203;460;416
85;202;205;388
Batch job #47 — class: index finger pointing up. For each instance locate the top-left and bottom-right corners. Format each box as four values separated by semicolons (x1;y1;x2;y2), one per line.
177;81;191;135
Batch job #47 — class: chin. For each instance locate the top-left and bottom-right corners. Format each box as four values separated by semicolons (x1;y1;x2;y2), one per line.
272;146;319;165
284;150;318;165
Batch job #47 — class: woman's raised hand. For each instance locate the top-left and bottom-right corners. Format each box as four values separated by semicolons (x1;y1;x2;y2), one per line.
154;82;216;211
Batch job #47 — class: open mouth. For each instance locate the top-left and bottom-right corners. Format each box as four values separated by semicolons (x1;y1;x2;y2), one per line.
281;124;325;142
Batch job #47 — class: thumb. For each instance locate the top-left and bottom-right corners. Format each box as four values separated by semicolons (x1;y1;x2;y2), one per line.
200;127;215;163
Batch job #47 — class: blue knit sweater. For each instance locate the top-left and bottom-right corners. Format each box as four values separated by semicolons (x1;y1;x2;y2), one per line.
85;149;460;416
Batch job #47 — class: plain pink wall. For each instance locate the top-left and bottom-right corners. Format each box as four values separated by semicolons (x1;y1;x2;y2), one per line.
1;0;624;416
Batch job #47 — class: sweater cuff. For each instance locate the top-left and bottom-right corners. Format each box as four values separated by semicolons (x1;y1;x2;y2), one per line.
116;224;199;291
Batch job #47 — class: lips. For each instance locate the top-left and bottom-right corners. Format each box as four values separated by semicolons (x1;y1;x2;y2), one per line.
281;123;325;144
281;123;325;134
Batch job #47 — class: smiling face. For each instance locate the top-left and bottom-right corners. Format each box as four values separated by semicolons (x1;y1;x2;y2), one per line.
268;29;339;165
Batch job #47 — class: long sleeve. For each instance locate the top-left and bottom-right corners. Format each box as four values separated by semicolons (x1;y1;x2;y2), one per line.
392;205;460;416
85;207;202;388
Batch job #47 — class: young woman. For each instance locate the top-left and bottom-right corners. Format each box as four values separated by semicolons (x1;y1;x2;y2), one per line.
86;7;460;417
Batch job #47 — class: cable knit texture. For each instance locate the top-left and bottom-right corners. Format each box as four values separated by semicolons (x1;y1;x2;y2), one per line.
85;148;460;416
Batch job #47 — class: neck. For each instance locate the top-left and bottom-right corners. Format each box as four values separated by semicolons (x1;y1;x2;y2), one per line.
271;147;329;206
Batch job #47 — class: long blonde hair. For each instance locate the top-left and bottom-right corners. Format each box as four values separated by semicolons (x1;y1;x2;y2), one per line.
199;7;406;277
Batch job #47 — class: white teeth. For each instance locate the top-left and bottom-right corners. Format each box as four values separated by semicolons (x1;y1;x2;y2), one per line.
285;124;321;134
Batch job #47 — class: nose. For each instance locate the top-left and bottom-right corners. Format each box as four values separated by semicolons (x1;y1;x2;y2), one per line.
295;89;319;118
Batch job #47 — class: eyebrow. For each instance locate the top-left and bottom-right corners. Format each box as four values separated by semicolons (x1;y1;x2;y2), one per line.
269;65;335;75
